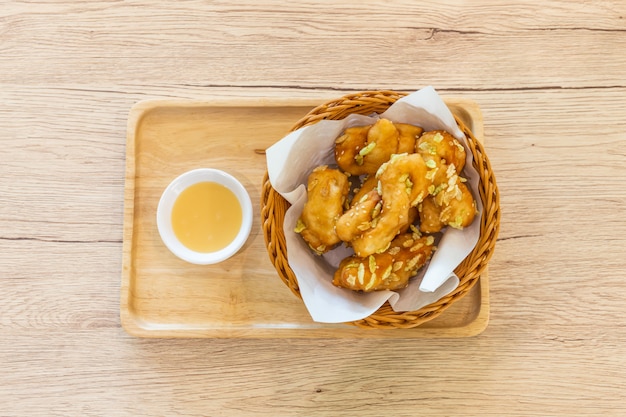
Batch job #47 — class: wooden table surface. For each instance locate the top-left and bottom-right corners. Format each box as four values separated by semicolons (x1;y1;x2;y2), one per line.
2;1;625;415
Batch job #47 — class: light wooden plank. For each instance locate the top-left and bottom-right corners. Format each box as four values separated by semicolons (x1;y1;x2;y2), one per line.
2;0;626;415
1;2;625;89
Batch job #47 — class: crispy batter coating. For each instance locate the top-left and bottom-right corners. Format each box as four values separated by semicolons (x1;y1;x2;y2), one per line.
335;190;381;242
382;152;432;206
351;174;378;206
416;130;466;173
415;130;475;231
420;164;477;231
395;123;423;154
435;176;476;229
335;119;422;176
418;196;445;233
350;153;430;257
357;118;400;174
400;207;419;234
334;125;370;175
333;233;435;292
295;166;349;254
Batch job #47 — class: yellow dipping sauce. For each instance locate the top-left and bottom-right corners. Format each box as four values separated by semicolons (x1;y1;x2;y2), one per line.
171;181;242;253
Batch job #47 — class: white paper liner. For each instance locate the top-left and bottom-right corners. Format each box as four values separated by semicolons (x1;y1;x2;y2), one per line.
266;87;483;323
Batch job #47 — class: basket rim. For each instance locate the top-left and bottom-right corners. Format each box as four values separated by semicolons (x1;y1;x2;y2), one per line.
260;90;500;329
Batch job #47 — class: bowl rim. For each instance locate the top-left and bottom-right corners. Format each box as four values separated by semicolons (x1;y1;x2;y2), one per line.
156;168;253;265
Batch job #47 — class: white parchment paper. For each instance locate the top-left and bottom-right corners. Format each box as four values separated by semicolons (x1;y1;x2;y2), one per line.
266;87;483;323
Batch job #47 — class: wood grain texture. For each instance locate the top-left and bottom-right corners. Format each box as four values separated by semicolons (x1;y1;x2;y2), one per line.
1;0;626;416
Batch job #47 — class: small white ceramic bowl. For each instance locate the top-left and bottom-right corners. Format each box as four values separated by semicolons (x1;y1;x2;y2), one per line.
156;168;253;265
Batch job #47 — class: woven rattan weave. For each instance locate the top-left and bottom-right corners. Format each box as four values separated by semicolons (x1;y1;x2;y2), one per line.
261;90;500;329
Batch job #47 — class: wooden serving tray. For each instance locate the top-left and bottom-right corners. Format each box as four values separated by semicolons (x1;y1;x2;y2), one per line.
121;97;489;338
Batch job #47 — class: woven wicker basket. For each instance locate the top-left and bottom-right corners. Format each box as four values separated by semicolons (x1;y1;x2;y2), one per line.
261;90;500;329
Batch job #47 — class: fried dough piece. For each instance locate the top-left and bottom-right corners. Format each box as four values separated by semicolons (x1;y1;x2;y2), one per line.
436;179;477;229
417;130;466;170
336;119;422;176
395;123;423;154
381;153;432;206
351;174;378;206
296;166;349;254
334;125;370;175
414;130;476;230
421;164;477;230
333;233;435;292
335;190;381;242
418;196;445;233
400;207;419;234
417;130;466;184
356;118;400;174
335;119;424;176
351;153;430;257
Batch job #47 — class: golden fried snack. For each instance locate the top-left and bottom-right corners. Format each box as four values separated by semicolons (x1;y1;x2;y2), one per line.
417;130;467;186
413;130;476;231
351;174;378;206
418;196;445;233
295;166;350;254
417;130;466;171
333;233;435;292
336;119;422;176
351;153;430;257
435;177;477;229
395;123;423;154
350;174;417;235
357;118;400;173
334;125;370;175
400;206;419;234
419;164;476;230
384;152;432;206
335;190;381;242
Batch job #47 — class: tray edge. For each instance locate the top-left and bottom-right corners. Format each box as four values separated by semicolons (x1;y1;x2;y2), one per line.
119;97;489;338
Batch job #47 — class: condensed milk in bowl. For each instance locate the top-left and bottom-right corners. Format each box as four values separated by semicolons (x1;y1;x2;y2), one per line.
156;168;253;264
